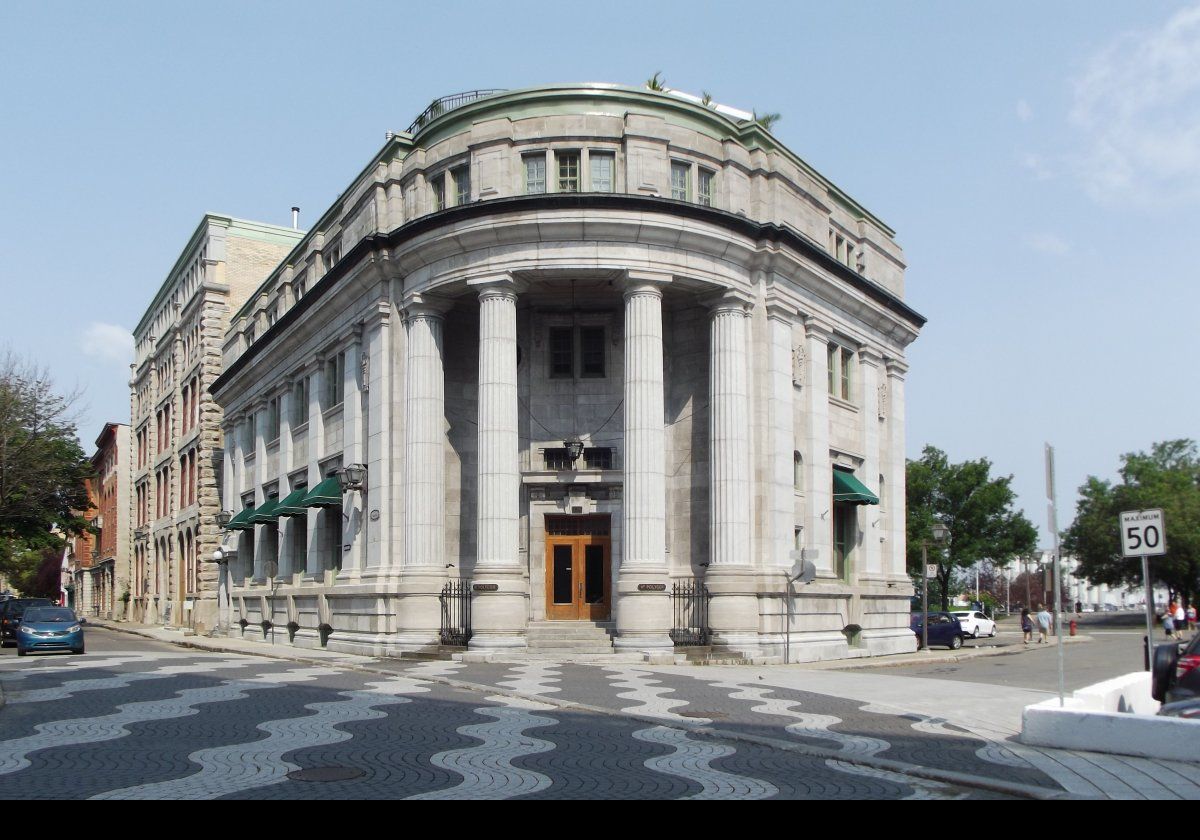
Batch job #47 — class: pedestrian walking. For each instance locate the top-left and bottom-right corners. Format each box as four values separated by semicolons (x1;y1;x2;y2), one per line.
1021;608;1033;646
1164;602;1177;640
1036;604;1052;643
1174;602;1186;639
1187;604;1196;633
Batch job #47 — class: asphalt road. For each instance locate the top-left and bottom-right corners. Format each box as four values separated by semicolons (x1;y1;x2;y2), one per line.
857;612;1180;693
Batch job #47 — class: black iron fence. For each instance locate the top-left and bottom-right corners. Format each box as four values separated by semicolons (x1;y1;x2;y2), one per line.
440;580;472;647
407;90;506;135
670;580;711;646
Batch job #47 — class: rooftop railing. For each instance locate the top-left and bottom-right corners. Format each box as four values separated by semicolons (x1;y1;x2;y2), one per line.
406;90;507;135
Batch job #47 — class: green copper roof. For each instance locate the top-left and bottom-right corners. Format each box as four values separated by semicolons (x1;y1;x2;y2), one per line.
833;469;879;505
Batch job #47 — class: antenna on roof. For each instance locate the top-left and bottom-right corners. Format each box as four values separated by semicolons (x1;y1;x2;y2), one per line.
291;207;300;230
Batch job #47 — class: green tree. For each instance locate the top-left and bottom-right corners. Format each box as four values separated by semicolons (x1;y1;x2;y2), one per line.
0;353;92;587
906;445;1038;610
1062;439;1200;606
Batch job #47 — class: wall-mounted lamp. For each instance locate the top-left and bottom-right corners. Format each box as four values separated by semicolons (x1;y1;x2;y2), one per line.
217;510;233;529
563;439;584;464
337;463;367;492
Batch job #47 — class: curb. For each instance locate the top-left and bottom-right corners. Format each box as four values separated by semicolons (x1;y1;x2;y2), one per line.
87;622;1071;800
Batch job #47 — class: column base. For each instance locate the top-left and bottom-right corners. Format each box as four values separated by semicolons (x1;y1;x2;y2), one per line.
468;568;528;651
614;567;674;653
706;565;762;656
394;567;446;650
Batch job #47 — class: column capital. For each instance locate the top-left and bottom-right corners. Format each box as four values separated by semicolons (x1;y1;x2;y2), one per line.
704;289;753;316
401;292;453;321
803;317;835;341
622;269;672;298
858;346;884;367
468;273;525;301
885;357;909;378
764;299;799;325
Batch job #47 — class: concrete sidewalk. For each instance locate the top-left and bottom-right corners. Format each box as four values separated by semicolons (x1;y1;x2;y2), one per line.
85;619;1200;800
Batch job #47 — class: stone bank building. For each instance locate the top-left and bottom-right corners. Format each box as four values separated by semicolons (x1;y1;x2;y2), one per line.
210;84;925;661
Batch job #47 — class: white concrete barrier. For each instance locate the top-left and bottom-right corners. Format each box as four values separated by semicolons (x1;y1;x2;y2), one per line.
1020;672;1200;762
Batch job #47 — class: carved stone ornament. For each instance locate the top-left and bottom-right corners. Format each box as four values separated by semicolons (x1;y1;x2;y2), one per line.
878;381;889;420
792;342;806;387
360;354;370;390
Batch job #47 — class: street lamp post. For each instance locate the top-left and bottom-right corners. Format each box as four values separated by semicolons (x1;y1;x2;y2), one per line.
921;522;951;652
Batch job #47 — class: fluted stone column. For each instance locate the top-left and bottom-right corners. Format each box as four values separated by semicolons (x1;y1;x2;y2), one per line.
885;359;908;579
395;296;450;651
804;320;834;575
706;294;759;654
614;274;672;653
469;278;527;651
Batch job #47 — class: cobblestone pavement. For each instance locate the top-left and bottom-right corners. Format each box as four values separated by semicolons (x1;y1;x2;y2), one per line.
0;642;1012;800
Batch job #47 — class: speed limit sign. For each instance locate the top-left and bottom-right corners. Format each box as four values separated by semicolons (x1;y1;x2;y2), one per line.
1121;509;1166;557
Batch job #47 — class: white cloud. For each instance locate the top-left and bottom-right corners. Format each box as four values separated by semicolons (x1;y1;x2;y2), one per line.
1021;152;1054;181
1024;233;1071;256
81;322;134;364
1016;99;1034;122
1070;4;1200;206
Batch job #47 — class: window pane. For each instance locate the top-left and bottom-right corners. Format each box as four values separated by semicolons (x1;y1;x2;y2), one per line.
671;162;690;201
453;166;470;205
698;168;713;206
580;326;605;377
553;545;573;604
590;152;614;192
549;327;573;377
558;152;580;192
432;174;445;211
525;155;546;194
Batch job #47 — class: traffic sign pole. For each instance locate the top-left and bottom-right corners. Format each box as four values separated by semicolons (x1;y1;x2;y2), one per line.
1143;555;1154;670
1120;509;1167;671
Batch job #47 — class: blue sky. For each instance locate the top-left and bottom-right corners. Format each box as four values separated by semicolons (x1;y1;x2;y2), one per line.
2;0;1197;545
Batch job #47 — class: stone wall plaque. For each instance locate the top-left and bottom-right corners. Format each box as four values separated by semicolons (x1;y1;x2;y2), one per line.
472;583;499;592
637;583;667;591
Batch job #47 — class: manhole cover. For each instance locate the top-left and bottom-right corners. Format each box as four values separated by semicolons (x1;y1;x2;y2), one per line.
678;711;726;720
287;766;366;782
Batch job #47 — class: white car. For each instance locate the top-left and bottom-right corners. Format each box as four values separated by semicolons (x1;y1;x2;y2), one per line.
952;610;997;638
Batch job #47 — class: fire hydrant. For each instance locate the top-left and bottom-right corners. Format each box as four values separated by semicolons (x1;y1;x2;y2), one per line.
1069;618;1077;637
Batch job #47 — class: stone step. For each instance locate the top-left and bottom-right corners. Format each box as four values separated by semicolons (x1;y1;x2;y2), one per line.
526;639;615;650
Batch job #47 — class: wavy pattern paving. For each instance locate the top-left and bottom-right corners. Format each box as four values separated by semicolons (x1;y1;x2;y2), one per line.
496;663;561;696
403;661;467;680
633;726;778;800
605;668;703;723
408;696;557;800
827;759;967;800
0;654;177;679
707;679;889;758
94;675;430;800
901;714;1032;769
6;661;253;705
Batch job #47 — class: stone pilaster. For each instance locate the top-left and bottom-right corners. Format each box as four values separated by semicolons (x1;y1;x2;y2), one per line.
306;360;325;578
396;295;451;651
278;390;294;579
859;348;883;578
766;303;796;571
885;359;908;579
614;272;672;653
804;319;834;575
706;293;759;654
365;302;393;574
468;277;527;651
342;339;364;576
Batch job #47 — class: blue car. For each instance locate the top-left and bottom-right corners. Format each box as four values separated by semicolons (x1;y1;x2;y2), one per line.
16;607;85;656
910;611;964;650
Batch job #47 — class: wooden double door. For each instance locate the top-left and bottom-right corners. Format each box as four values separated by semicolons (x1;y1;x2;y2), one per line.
544;515;611;621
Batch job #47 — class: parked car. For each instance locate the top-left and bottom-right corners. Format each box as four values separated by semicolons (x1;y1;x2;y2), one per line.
0;598;54;646
15;607;85;656
911;611;965;650
952;610;997;639
1151;634;1200;704
1158;698;1200;719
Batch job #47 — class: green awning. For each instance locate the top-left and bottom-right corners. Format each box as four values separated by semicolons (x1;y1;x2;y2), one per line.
275;487;309;518
304;476;343;508
225;506;256;531
248;497;280;524
833;469;879;505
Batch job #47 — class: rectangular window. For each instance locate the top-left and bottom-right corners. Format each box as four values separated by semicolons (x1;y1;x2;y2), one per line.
452;165;471;205
292;378;309;426
580;326;605;377
242;416;255;454
291;508;308;572
431;173;446;211
326;504;343;571
671;161;691;201
557;152;580;192
266;396;281;442
294;271;307;300
827;344;854;401
698;168;714;207
324;353;345;409
549;327;573;378
833;502;854;581
590;152;614;192
524;154;546;194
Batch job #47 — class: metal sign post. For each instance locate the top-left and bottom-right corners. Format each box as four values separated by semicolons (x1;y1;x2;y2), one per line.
1120;509;1166;670
1046;444;1065;707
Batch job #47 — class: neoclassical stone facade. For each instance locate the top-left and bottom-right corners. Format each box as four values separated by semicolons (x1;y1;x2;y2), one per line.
211;84;925;661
